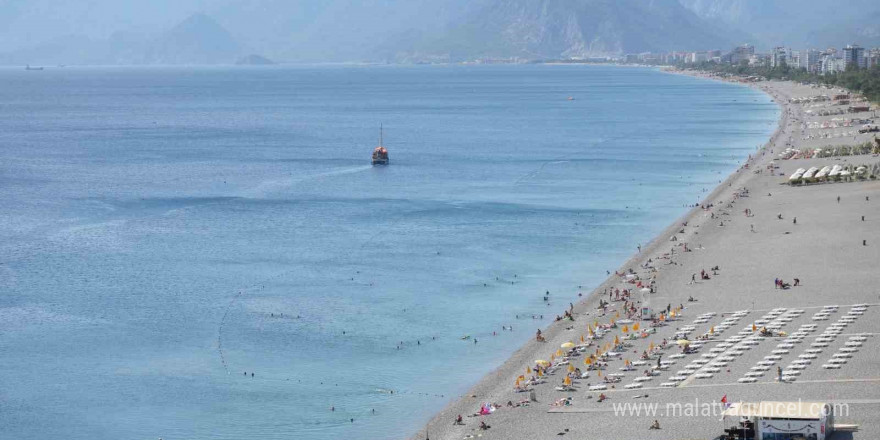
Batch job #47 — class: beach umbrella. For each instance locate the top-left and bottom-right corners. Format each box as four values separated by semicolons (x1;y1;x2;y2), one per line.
519;375;525;381
555;349;563;357
567;364;575;373
622;325;629;333
633;323;640;331
659;314;666;321
537;369;544;377
752;324;757;332
597;370;602;377
561;342;575;349
710;326;715;334
580;335;585;343
677;339;690;346
526;366;532;374
563;376;572;386
585;358;592;365
614;336;620;345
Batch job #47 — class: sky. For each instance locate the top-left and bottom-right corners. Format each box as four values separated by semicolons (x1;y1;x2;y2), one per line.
1;0;878;64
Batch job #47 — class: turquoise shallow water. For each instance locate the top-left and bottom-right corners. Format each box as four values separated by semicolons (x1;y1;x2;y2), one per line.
0;64;777;439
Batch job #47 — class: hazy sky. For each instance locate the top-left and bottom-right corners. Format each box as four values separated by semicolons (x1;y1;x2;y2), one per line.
1;0;878;63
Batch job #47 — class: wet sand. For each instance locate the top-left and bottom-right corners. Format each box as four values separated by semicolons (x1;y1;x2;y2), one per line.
414;76;880;440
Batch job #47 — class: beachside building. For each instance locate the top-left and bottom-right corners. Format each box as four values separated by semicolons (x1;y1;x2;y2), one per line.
790;51;801;69
821;54;846;75
868;48;880;68
688;52;708;63
730;44;755;64
800;49;822;73
750;54;769;66
844;44;866;69
771;46;789;68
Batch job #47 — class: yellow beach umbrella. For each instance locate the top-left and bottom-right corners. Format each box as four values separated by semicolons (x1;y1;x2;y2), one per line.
752;324;757;332
580;335;585;343
535;359;550;366
710;326;715;334
537;369;544;377
561;342;575;349
584;357;592;365
597;370;602;377
526;366;532;374
563;376;572;386
622;325;629;333
633;323;640;331
555;349;563;357
567;364;575;373
676;339;690;346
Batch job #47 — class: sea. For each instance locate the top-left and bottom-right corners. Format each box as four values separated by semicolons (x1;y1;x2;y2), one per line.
0;64;778;440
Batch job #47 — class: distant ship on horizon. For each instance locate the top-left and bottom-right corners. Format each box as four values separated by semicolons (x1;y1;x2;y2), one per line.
25;64;44;71
371;125;389;166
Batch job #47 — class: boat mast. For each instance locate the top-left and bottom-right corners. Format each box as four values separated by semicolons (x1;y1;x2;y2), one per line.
379;124;383;147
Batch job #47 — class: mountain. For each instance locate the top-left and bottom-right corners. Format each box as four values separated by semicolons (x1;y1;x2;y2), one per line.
805;12;880;49
236;54;275;65
678;0;880;48
392;0;740;61
144;13;241;64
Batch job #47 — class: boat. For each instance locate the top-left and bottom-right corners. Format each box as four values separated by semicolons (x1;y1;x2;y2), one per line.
371;125;389;165
25;64;44;71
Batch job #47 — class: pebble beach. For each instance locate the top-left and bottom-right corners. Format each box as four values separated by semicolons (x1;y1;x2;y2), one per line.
415;75;880;440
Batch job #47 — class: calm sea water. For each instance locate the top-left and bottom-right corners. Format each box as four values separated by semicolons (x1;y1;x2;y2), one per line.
0;64;777;439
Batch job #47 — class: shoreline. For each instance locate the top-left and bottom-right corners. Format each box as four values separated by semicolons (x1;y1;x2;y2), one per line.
413;71;880;439
412;69;789;439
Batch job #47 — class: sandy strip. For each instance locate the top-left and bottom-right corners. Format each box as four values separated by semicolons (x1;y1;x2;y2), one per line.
413;75;880;440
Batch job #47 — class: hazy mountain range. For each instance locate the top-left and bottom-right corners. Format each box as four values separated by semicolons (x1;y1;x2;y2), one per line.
1;0;878;65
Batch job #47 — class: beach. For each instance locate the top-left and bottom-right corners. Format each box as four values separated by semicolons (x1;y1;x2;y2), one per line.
415;76;880;440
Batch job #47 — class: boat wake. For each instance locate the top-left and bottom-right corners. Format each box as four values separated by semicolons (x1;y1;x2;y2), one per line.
244;165;373;198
